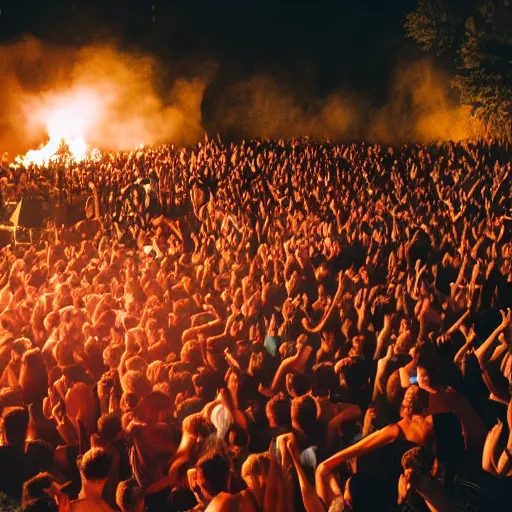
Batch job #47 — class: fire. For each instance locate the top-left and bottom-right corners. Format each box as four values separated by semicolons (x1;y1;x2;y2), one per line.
17;87;104;166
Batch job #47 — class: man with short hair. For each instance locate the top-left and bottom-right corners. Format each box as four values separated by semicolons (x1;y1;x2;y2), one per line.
71;447;116;512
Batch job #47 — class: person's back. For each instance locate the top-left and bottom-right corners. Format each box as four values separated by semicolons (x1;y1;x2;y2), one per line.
0;406;30;501
71;498;116;512
428;385;487;456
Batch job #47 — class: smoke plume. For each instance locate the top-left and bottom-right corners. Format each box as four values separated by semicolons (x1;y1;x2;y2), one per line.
209;60;480;144
368;59;481;144
0;36;208;157
209;74;362;141
0;37;483;158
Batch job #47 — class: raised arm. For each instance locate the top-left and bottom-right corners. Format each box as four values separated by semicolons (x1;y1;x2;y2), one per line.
316;424;399;504
286;437;326;512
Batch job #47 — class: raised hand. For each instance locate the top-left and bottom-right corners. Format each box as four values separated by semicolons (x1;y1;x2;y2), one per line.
499;308;512;331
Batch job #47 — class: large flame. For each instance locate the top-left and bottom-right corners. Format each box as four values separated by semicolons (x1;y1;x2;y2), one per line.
17;88;103;165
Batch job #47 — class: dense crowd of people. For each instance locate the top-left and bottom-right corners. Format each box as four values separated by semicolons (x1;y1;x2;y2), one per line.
0;138;511;511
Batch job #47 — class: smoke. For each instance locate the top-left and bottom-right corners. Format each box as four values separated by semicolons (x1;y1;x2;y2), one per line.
209;74;362;141
206;60;479;145
0;37;209;157
368;59;481;144
0;37;483;158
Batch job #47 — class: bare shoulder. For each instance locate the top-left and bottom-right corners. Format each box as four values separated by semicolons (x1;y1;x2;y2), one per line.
70;498;117;512
205;492;242;511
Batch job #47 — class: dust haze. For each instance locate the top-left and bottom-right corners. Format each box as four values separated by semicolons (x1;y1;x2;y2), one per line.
213;59;480;144
368;59;481;144
0;37;481;158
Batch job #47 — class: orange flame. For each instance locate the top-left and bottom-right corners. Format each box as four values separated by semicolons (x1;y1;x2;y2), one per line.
17;87;103;165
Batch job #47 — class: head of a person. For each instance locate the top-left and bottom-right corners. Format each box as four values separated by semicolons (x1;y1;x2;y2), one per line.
241;452;271;489
415;342;440;390
116;478;145;512
196;452;230;501
265;394;291;429
146;360;167;386
336;357;369;395
139;391;172;424
225;423;250;459
193;368;219;402
400;385;430;420
175;397;205;422
182;412;215;441
78;447;113;485
180;340;204;367
401;446;434;474
247;351;265;378
97;413;123;445
168;371;193;399
286;372;311;398
122;370;152;400
349;334;375;362
2;406;29;446
25;440;55;474
399;447;435;505
291;394;319;438
19;348;48;404
22;472;56;505
312;362;337;398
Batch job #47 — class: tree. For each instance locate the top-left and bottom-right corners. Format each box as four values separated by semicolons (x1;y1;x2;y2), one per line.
405;0;512;138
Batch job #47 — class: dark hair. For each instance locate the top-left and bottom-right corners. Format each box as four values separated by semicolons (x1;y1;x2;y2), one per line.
337;357;369;392
78;447;113;482
2;406;29;446
197;452;230;497
22;472;54;505
97;413;123;444
116;478;145;512
291;395;319;438
193;368;220;401
265;394;291;428
0;388;23;418
168;371;193;397
226;423;250;449
175;397;205;422
401;447;434;474
25;440;55;474
312;362;337;397
22;496;59;512
287;372;311;397
415;341;440;386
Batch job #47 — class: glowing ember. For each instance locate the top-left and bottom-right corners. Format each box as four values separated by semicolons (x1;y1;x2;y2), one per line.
17;88;103;165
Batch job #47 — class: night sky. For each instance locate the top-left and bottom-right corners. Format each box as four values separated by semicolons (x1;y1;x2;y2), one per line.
0;1;421;138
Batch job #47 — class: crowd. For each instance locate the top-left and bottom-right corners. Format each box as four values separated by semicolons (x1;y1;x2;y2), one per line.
0;138;511;511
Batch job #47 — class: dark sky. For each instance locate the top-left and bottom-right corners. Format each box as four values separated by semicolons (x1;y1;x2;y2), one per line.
0;1;417;92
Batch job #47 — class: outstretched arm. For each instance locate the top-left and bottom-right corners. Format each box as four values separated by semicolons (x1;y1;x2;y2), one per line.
316;424;399;505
